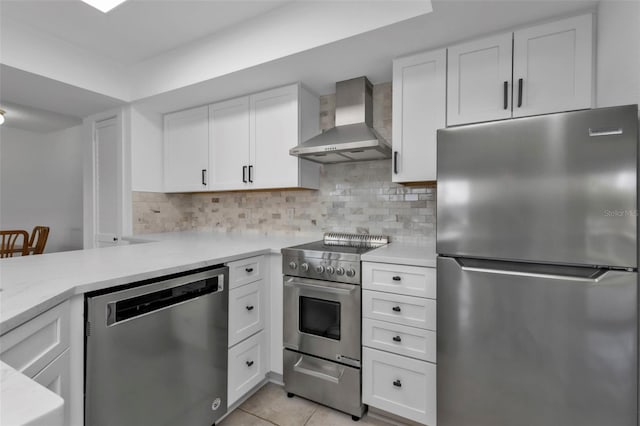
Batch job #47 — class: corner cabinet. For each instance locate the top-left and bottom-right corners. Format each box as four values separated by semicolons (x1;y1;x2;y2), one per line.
164;106;210;192
447;13;593;126
0;301;72;425
392;49;446;182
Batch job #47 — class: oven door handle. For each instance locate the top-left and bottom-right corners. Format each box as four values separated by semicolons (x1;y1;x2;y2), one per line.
284;277;355;295
293;355;344;384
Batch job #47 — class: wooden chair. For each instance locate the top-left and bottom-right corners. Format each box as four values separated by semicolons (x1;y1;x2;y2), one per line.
0;230;29;258
28;226;50;255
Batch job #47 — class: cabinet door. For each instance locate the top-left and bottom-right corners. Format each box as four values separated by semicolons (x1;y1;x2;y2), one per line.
447;33;513;126
164;106;209;192
33;349;71;425
392;49;446;182
228;330;267;407
250;85;300;189
513;14;593;118
209;97;250;190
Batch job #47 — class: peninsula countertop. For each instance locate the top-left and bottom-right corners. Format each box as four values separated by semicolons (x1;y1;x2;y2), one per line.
0;232;319;335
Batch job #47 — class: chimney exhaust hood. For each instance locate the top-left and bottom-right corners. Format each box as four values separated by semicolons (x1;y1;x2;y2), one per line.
290;77;391;163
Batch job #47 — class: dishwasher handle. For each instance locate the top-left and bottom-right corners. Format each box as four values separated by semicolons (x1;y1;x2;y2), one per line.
106;273;225;326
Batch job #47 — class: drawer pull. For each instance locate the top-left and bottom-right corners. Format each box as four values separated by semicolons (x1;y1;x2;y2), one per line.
245;267;254;273
246;360;254;367
246;305;254;311
392;335;402;343
392;306;401;312
392;276;401;281
393;379;402;388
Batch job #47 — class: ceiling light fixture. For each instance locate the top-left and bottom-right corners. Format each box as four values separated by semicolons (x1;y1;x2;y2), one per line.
81;0;128;13
0;109;5;126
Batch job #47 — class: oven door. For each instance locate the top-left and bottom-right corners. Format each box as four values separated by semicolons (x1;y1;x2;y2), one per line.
283;276;361;366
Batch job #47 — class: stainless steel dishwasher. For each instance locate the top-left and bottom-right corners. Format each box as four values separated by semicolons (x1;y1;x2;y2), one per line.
86;265;229;426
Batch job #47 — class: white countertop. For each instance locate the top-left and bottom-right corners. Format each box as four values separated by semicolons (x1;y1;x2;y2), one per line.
0;361;64;426
361;239;437;268
0;231;318;335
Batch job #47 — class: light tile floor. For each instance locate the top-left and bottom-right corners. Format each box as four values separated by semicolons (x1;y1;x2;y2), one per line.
219;383;395;426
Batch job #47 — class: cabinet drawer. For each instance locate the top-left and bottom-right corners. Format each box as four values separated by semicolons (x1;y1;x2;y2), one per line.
363;262;436;299
363;347;435;425
228;330;267;407
0;301;70;378
229;280;265;347
228;256;265;289
363;318;436;362
363;290;435;330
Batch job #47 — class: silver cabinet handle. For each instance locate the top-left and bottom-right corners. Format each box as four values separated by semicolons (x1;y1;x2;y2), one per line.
589;128;623;137
293;356;344;384
284;277;355;295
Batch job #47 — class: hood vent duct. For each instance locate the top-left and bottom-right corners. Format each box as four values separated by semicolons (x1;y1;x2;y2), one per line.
290;77;391;163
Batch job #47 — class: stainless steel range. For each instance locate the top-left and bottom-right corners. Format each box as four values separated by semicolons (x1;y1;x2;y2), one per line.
282;233;388;420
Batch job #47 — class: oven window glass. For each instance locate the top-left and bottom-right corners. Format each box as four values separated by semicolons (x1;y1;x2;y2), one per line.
299;296;340;340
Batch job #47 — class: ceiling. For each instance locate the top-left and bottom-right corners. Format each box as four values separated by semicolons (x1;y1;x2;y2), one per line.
0;0;292;65
0;0;600;129
0;64;124;132
137;0;599;113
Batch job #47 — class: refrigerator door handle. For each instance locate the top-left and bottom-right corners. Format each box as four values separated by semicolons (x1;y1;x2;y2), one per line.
588;127;624;137
454;258;610;283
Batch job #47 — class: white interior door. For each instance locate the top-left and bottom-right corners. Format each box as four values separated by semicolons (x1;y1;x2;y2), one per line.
209;97;250;190
447;32;513;126
94;117;122;248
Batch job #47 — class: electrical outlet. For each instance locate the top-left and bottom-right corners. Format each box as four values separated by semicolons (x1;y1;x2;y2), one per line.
287;208;295;221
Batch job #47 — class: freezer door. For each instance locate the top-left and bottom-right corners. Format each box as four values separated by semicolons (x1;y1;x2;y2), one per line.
437;105;638;268
437;256;638;426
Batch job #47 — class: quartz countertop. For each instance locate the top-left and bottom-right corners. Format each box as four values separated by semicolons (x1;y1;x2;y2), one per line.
361;239;437;268
0;361;64;426
0;232;319;334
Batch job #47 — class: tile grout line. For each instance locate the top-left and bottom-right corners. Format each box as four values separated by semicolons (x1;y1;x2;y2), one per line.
302;405;319;426
236;407;281;426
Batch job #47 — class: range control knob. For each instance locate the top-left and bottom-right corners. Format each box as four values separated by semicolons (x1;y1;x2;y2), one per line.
326;266;335;274
336;267;345;276
300;263;309;272
315;265;325;273
346;268;356;277
288;261;298;270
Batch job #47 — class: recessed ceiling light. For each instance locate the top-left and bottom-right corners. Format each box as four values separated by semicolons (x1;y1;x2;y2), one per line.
81;0;129;13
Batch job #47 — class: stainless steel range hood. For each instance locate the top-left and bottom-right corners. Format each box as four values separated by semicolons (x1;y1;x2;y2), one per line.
290;77;391;163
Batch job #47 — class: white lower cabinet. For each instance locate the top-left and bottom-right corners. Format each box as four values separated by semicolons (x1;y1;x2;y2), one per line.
33;349;71;423
228;330;267;406
363;347;436;425
363;261;437;425
227;256;268;408
0;301;72;425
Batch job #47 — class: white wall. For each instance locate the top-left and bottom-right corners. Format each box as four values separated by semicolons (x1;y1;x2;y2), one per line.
0;125;84;252
129;105;164;192
596;0;640;110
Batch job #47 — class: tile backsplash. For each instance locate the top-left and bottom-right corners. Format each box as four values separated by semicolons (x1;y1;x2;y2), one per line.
132;82;436;243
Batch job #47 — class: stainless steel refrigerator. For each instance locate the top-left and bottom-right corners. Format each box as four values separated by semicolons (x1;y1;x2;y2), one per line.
436;105;639;426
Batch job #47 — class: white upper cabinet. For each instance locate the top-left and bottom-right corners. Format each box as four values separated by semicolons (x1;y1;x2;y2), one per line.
250;85;300;189
392;49;446;182
171;83;320;192
209;97;251;190
447;33;514;126
512;14;593;117
447;13;593;126
164;106;209;192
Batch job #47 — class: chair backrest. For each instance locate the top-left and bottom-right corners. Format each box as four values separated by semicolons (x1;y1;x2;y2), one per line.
0;230;29;258
29;226;50;255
